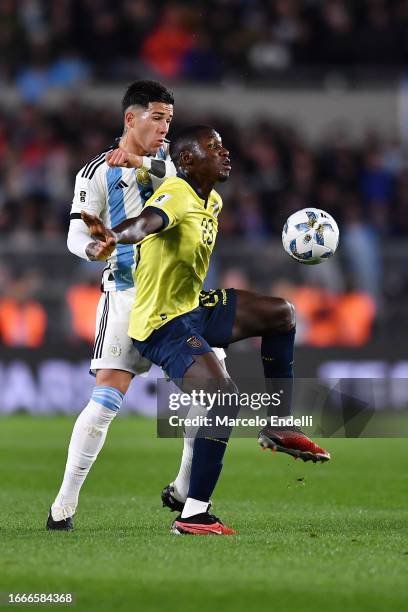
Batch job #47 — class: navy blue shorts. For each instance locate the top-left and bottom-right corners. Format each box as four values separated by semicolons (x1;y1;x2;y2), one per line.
133;288;237;379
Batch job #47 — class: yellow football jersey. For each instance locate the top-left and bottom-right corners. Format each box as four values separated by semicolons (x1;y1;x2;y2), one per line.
128;176;222;341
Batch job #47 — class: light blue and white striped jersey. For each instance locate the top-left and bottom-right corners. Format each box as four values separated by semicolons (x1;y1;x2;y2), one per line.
70;144;176;291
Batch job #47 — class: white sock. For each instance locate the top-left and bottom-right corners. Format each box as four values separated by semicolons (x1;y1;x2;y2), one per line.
172;437;194;501
173;357;228;502
181;497;210;519
51;386;123;520
172;396;211;502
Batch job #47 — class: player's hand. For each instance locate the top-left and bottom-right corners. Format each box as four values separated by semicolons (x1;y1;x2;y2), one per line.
81;211;116;242
106;148;143;168
86;239;116;261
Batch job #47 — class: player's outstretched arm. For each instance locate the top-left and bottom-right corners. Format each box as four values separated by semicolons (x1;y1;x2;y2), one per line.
81;209;164;246
80;212;115;242
106;149;143;169
113;209;164;243
106;147;175;178
75;213;116;261
85;239;116;261
67;218;115;262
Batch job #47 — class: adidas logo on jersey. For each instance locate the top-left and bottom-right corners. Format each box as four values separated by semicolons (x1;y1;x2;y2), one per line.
115;180;128;189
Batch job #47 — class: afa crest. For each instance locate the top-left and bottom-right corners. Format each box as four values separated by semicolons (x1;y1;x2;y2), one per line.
109;338;122;357
136;168;151;186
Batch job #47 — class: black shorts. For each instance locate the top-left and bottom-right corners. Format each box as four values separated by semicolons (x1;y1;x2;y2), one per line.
133;289;237;379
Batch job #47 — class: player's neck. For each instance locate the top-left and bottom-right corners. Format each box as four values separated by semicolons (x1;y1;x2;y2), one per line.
177;170;213;200
198;182;213;199
118;133;147;157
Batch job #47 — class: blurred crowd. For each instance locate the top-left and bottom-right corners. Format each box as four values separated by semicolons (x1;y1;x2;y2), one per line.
2;0;408;347
2;0;408;100
1;99;406;347
0;102;406;241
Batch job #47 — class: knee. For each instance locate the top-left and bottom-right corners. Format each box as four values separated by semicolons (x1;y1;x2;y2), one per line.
216;378;240;418
276;298;296;332
96;369;132;395
219;377;239;396
227;378;239;394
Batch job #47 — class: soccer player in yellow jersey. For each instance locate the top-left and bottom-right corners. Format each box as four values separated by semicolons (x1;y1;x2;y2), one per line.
82;125;331;535
129;174;223;341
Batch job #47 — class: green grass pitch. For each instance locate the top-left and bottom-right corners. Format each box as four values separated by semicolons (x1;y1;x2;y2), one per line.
1;415;407;612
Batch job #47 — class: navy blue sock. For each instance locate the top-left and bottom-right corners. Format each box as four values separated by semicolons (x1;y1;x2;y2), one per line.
187;436;228;502
261;328;295;417
187;396;238;503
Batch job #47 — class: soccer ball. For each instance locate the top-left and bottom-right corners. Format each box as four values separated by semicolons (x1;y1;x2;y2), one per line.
282;208;339;265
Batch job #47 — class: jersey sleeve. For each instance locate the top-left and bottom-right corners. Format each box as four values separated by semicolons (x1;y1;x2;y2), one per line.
143;185;188;231
67;218;93;260
142;151;177;179
70;165;106;217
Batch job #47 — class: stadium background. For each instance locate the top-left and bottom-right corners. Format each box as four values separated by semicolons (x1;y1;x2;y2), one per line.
2;4;408;612
1;0;408;413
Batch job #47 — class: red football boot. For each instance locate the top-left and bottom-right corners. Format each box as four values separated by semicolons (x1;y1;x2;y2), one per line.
258;426;330;462
171;512;236;535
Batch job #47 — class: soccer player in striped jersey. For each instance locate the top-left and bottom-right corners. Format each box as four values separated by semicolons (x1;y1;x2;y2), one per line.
47;81;226;530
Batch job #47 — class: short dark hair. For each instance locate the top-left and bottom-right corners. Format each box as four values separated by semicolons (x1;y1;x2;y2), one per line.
169;125;214;167
122;80;174;113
